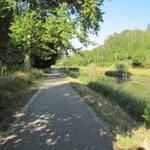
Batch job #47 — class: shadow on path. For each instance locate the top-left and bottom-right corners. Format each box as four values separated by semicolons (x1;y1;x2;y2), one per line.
1;72;113;150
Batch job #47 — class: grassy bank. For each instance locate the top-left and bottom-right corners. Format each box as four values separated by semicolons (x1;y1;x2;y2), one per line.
62;67;150;123
0;69;45;142
61;67;150;149
67;77;135;132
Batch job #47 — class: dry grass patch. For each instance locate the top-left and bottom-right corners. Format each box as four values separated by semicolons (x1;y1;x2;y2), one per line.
0;69;45;143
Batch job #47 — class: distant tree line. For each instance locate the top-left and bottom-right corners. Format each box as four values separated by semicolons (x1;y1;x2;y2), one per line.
59;28;150;68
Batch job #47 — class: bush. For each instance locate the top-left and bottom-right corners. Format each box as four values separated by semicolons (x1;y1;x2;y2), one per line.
116;63;131;78
105;63;131;79
143;105;150;125
116;63;128;72
132;57;143;67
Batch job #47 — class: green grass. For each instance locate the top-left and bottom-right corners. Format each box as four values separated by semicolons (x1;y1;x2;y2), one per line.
64;68;150;123
69;81;135;133
56;27;150;149
69;81;150;149
61;67;150;149
0;69;45;142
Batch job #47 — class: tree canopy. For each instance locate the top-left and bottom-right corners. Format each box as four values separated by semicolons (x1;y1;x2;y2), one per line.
0;0;104;70
0;0;14;65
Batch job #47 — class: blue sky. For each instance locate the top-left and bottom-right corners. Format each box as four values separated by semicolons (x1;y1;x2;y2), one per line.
72;0;150;50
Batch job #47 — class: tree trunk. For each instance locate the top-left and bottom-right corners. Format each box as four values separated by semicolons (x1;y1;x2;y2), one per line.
24;53;31;71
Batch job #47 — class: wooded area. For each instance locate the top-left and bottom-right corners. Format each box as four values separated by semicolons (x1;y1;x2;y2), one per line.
59;28;150;68
0;0;104;71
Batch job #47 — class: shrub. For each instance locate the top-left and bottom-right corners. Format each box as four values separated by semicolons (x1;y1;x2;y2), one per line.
116;63;128;72
116;63;131;78
132;57;143;67
143;105;150;125
105;63;131;79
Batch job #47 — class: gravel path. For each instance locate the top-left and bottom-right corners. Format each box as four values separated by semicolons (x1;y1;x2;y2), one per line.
1;69;113;150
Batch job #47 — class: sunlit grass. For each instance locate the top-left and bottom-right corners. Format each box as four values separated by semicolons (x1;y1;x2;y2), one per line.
79;67;150;102
61;67;150;122
61;66;150;149
130;68;150;77
116;127;150;150
67;78;134;133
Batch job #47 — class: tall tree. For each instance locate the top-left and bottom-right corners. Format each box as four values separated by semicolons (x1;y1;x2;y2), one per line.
0;0;15;66
9;0;104;69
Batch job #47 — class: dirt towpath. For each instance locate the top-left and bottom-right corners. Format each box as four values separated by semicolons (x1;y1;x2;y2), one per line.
1;69;113;150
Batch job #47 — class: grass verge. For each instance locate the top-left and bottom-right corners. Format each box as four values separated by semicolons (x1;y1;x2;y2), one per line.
61;67;150;149
67;77;135;133
0;69;46;142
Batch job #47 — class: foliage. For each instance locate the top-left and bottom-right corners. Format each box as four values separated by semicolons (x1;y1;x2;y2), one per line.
58;29;150;68
23;0;104;35
143;105;150;125
0;0;104;70
116;63;128;72
104;63;131;79
115;63;131;78
6;0;104;70
0;69;43;110
132;56;143;67
0;0;15;65
9;10;44;70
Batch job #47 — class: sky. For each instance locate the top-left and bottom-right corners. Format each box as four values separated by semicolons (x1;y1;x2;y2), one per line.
71;0;150;50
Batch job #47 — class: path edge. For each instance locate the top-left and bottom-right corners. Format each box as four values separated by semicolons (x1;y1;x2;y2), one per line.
0;80;46;146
